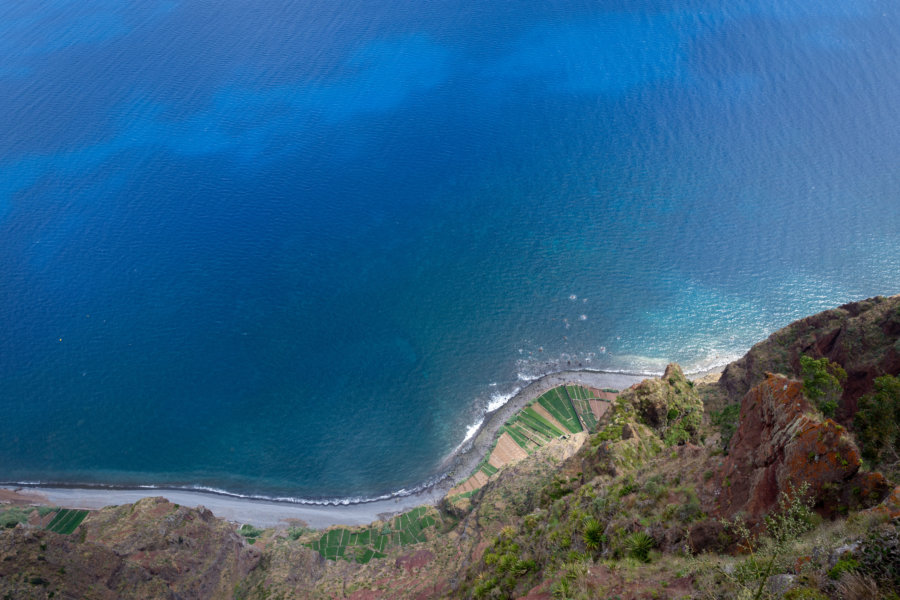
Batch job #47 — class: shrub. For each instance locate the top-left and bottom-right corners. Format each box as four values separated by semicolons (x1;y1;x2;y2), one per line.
582;519;604;551
239;524;264;544
800;355;846;418
783;587;828;600
854;374;900;465
624;531;654;562
828;557;861;579
858;521;900;587
0;507;33;529
719;483;815;600
287;526;311;540
676;495;703;524
711;403;740;451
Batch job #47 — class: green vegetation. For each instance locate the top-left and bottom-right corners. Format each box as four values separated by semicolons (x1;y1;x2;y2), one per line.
520;406;565;438
854;374;900;466
800;355;847;418
472;527;538;599
537;387;583;434
714;483;815;600
0;506;33;529
624;531;654;562
286;525;312;540
711;403;741;451
240;524;264;544
827;557;860;580
501;385;612;459
44;509;89;534
304;506;441;564
859;519;900;588
565;385;600;431
582;518;604;552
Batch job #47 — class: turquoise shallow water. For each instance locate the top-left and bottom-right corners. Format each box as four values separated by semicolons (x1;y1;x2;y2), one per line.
1;0;899;501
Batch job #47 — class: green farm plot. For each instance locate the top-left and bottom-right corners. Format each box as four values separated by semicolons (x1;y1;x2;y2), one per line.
304;506;442;564
479;462;498;477
504;418;550;448
563;386;598;431
536;388;582;433
500;424;530;449
44;509;89;535
520;407;565;438
566;385;586;400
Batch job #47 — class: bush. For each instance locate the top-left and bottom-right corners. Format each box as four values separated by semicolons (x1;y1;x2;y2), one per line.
582;519;604;551
800;355;846;418
711;403;740;451
858;521;900;587
287;526;311;540
828;557;861;579
783;588;828;600
239;523;264;543
854;374;900;465
624;531;654;562
719;483;815;600
0;507;32;529
676;495;703;524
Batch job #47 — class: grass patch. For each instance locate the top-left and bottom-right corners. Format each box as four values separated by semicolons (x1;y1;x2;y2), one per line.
1;506;37;529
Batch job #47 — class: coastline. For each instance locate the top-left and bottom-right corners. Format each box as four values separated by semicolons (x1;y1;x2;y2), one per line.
2;369;656;529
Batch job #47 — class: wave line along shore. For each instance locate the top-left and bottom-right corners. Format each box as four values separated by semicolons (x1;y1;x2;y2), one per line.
3;370;651;529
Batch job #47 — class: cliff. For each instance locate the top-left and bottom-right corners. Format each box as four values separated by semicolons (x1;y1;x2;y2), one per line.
715;294;900;420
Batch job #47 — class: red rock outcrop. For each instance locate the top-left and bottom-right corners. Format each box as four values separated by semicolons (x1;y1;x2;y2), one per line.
863;484;900;520
714;373;888;520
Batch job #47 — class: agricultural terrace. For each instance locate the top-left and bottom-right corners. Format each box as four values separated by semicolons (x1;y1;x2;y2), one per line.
448;385;617;499
44;509;89;534
303;506;445;564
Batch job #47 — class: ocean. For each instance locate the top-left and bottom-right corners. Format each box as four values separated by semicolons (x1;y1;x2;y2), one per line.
1;0;898;502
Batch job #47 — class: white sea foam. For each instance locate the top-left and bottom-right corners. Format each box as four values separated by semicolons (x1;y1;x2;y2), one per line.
487;387;520;412
461;417;484;444
682;352;744;375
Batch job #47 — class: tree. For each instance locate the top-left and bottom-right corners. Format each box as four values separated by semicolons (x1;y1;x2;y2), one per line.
800;355;846;418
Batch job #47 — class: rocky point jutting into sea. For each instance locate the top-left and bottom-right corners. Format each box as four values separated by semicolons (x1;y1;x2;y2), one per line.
2;295;899;599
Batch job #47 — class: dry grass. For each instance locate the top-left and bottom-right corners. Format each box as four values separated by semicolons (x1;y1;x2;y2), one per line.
834;572;881;600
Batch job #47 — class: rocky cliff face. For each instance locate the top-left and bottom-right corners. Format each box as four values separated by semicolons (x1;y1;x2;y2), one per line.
716;295;900;421
0;497;260;600
713;373;889;521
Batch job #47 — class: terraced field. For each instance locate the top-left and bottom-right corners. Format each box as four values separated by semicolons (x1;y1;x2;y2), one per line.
304;506;443;564
44;509;89;535
449;385;619;499
566;384;601;430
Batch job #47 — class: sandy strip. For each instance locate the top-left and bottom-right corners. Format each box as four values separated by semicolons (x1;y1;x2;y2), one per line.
2;486;444;530
3;370;647;530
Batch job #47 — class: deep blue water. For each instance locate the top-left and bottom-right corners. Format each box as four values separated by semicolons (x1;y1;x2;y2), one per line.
1;0;899;501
